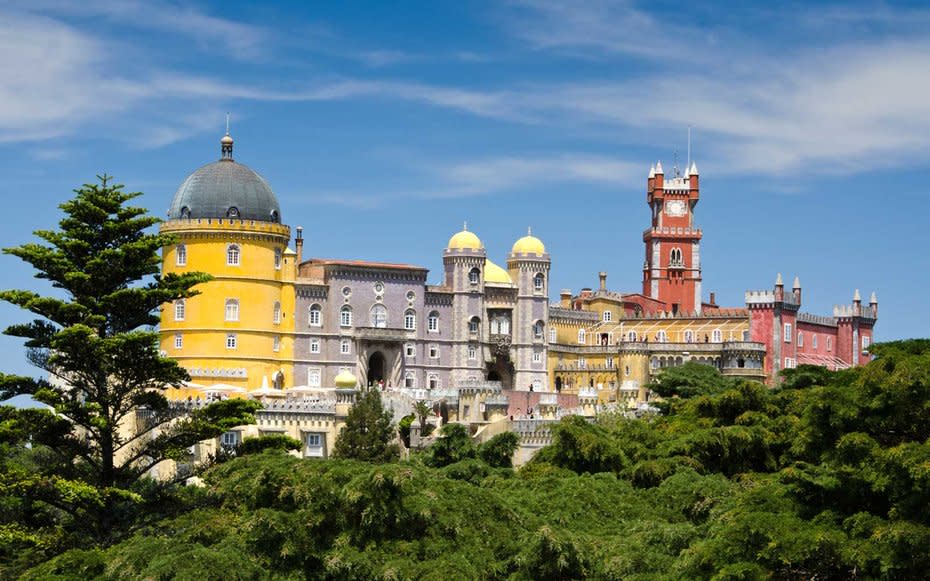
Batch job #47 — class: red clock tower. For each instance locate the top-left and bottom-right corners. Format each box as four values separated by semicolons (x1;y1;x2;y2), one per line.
642;160;703;314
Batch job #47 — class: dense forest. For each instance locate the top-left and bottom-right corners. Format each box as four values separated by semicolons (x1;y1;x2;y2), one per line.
4;339;929;579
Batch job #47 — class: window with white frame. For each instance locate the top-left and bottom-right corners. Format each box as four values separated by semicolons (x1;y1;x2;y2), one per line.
827;336;833;351
428;311;439;332
429;345;439;359
533;273;545;292
468;268;480;285
812;334;818;349
310;338;320;354
862;336;871;350
308;368;321;387
468;344;477;360
274;248;282;270
533;350;542;363
428;374;439;389
797;332;803;347
226;333;237;349
603;311;612;322
176;244;187;266
370;304;387;328
628;330;637;342
577;329;586;344
225;299;239;322
273;302;281;324
784;323;792;343
404;309;416;331
305;433;324;457
405;343;415;358
549;328;557;343
174;334;183;349
712;329;722;343
606;356;614;368
579;357;586;369
469;317;480;334
273;336;280;352
221;431;240;448
684;330;694;343
404;372;416;388
784;357;797;369
309;304;322;327
174;299;185;321
226;244;240;266
657;330;668;343
340;306;352;327
340;338;351;355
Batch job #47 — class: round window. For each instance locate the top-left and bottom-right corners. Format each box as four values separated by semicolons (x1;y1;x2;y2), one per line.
342;286;352;297
374;282;385;295
406;290;415;301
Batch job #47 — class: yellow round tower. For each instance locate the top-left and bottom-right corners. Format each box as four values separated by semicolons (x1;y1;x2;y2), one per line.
159;131;295;395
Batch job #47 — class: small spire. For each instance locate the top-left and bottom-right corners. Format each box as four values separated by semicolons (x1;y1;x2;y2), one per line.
527;226;532;236
775;272;783;286
225;112;230;136
655;160;664;174
854;288;861;302
463;220;468;231
220;113;234;161
870;291;877;304
689;160;698;175
648;164;655;179
793;276;801;289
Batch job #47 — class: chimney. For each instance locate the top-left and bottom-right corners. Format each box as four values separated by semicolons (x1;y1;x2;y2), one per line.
598;272;607;291
709;292;716;305
295;226;304;265
560;289;572;309
792;276;801;304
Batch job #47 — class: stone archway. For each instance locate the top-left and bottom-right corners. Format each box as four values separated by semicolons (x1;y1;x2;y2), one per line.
368;351;386;386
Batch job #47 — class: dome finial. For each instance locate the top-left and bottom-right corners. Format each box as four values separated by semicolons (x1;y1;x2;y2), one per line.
527;226;532;236
463;220;468;231
220;112;234;161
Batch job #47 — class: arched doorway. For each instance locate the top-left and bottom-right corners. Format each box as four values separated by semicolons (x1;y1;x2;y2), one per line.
273;371;284;390
368;351;386;386
555;376;563;392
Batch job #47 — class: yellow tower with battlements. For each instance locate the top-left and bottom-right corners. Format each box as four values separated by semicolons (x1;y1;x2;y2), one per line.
159;131;295;395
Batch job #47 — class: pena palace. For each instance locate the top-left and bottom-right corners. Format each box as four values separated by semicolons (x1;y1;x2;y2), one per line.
159;132;877;409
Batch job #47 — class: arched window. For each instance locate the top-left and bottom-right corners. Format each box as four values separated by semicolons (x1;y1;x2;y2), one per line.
226;244;240;266
340;338;351;355
428;374;440;390
549;328;557;343
227;206;239;218
712;329;722;343
308;304;322;327
468;268;480;285
179;206;190;219
428;311;439;332
656;330;667;342
340;306;352;328
577;329;586;344
404;309;416;331
273;302;281;324
533;273;545;292
225;299;239;322
174;299;185;321
469;317;480;334
797;332;803;347
684;330;694;343
533;321;544;339
628;330;637;342
176;244;187;266
274;248;282;270
370;304;387;328
404;371;416;388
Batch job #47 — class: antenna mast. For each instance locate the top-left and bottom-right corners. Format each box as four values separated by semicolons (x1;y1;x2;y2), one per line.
687;126;692;170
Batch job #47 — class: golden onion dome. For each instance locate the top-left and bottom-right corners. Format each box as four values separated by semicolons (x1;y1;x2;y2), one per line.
484;259;513;284
447;222;483;250
334;369;357;388
511;227;546;255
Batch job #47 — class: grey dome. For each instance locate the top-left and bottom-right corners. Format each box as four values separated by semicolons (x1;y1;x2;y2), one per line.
168;143;281;223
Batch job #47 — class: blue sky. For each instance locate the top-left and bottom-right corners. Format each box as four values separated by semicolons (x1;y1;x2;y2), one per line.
0;0;927;377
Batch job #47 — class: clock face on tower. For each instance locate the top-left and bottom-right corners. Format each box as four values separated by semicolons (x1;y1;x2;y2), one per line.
665;200;687;217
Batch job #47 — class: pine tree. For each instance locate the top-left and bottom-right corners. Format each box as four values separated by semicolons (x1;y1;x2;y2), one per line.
0;175;261;541
331;387;399;463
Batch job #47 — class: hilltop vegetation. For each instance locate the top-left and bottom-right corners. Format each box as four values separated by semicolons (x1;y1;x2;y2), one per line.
5;339;930;579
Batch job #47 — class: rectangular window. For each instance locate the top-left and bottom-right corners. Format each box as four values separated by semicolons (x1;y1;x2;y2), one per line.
606;356;614;368
812;334;818;349
273;336;280;352
428;314;439;332
429;345;439;359
797;332;803;347
784;357;796;369
469;319;479;333
340;309;352;327
468;344;477;360
579;357;586;369
225;300;239;322
174;300;185;321
340;338;351;355
273;303;281;325
404;373;416;388
404;312;416;331
712;329;722;343
174;334;183;349
603;311;611;322
221;431;240;448
533;351;542;363
827;337;833;351
226;334;237;349
784;323;792;343
310;338;320;354
274;248;282;270
405;343;415;358
308;368;321;387
309;307;321;327
305;432;323;457
176;244;187;266
549;328;557;343
862;336;871;350
428;375;439;389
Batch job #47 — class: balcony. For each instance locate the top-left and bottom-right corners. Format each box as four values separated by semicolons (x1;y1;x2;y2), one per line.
355;326;410;342
721;367;766;379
